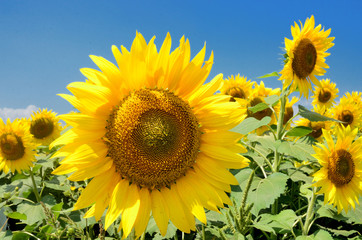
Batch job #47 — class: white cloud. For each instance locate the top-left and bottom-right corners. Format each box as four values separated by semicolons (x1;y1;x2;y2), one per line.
0;105;38;121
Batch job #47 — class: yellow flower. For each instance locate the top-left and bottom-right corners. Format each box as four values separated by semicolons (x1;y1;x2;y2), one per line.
0;118;38;173
295;105;331;141
220;74;254;102
331;98;362;130
341;91;362;108
279;15;334;98
51;33;249;238
311;79;339;108
246;81;280;135
313;125;362;213
30;109;63;146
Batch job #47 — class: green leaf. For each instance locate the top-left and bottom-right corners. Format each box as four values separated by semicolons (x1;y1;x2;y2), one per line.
286;126;313;137
0;230;13;240
264;95;281;106
233;117;271;135
248;102;269;113
17;203;46;225
247;172;289;215
314;230;334;240
5;211;27;220
255;210;297;234
257;71;279;79
12;232;30;240
276;140;315;161
51;202;64;219
298;105;341;122
296;236;314;240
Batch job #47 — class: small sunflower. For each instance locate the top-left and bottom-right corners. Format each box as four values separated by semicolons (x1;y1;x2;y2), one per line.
30;109;63;146
313;125;362;213
0;118;38;173
295;105;331;141
311;79;339;108
51;33;249;238
246;81;280;135
220;74;254;102
279;15;334;98
341;91;362;108
331;98;362;130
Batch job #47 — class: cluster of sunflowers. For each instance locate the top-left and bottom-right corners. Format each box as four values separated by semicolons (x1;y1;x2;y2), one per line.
0;15;361;239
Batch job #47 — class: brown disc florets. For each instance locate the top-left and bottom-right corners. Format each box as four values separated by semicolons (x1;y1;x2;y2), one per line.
225;87;246;102
338;110;354;127
328;149;355;187
0;133;25;160
283;106;294;125
30;118;54;139
292;38;317;79
308;121;325;139
105;88;201;190
318;89;332;103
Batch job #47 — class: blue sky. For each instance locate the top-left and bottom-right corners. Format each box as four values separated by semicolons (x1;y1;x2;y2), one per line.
0;0;361;119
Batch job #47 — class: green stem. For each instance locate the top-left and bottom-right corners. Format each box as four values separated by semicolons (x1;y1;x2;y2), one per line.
303;187;317;235
202;224;206;240
29;168;41;203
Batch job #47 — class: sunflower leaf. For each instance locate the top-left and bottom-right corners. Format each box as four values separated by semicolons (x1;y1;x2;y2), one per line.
257;72;279;79
247;172;289;216
298;105;342;122
233;117;271;135
264;95;281;106
5;212;27;220
248;103;269;113
286;126;312;137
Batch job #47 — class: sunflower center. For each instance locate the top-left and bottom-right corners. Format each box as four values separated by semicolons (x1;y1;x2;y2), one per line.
105;88;201;190
318;89;331;103
338;110;354;127
292;38;317;79
308;121;325;139
226;87;246;102
328;149;355;187
30;118;54;139
247;97;272;120
0;133;25;160
283;106;294;125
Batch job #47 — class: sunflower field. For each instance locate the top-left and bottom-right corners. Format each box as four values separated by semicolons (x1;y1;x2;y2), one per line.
1;15;361;240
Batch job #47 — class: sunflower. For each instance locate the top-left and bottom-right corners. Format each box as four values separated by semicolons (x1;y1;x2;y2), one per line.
29;109;63;146
0;118;38;173
246;81;280;135
220;74;254;102
312;125;362;213
295;105;331;141
279;15;334;98
51;33;249;238
341;91;362;108
331;98;362;130
311;79;339;108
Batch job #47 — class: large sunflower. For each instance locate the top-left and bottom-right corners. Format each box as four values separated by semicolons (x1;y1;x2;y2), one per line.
30;108;63;146
51;33;249;238
279;15;334;98
0;118;38;173
313;125;362;213
311;79;339;108
220;74;254;102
